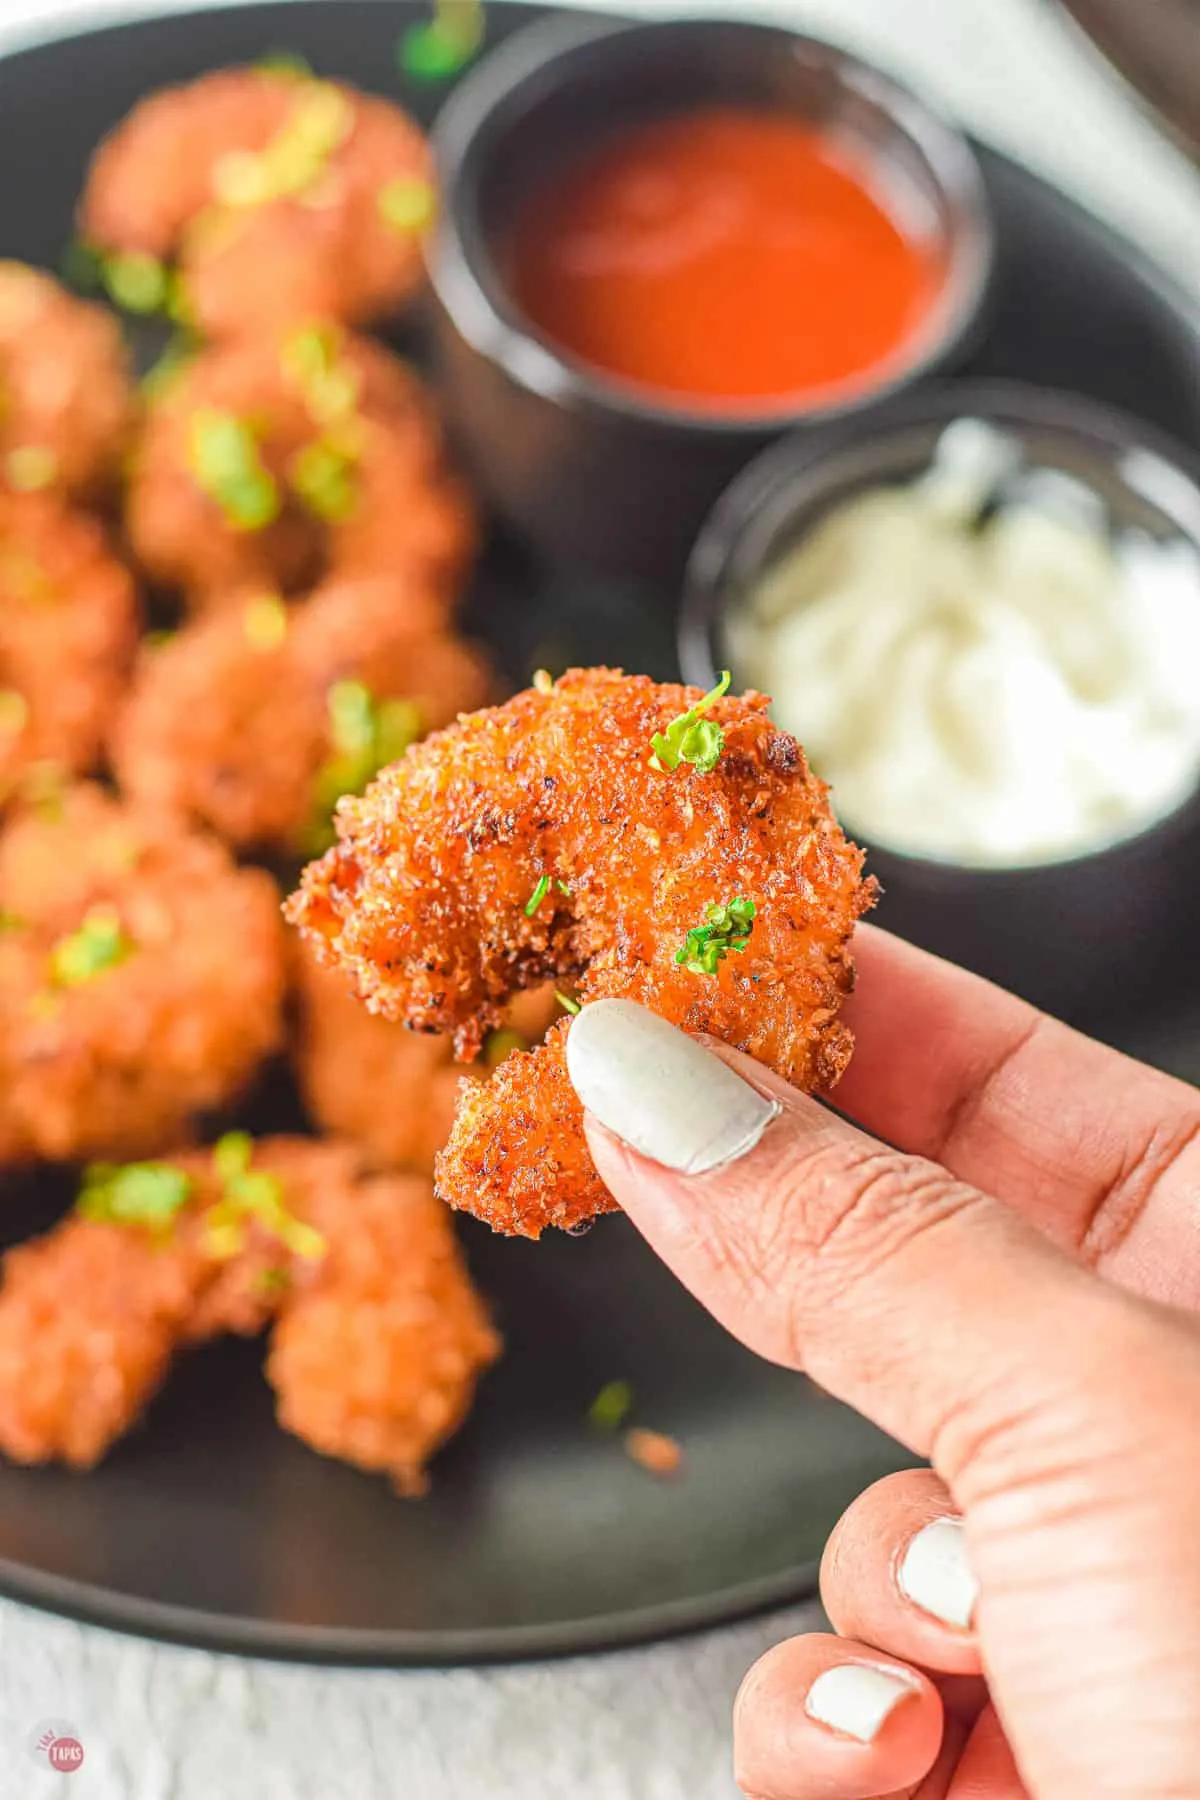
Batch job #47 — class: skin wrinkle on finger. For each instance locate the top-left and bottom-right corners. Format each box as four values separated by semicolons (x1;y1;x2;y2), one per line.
921;1011;1047;1173
836;929;1200;1309
587;1107;1099;1491
1079;1112;1200;1272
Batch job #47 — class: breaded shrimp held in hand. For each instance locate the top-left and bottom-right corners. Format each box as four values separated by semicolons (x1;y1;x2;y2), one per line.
288;669;873;1236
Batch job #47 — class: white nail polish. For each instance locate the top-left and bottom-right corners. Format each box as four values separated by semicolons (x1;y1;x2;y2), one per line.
804;1663;916;1744
899;1516;979;1630
566;999;780;1175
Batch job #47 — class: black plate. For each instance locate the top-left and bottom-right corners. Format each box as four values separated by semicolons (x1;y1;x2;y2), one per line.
0;0;1199;1668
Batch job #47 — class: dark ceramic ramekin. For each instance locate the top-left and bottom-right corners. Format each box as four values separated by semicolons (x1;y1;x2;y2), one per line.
427;14;994;585
680;381;1200;1024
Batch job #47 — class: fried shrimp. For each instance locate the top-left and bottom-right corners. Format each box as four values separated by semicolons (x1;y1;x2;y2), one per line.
0;1137;498;1488
295;944;560;1174
0;492;139;800
0;785;286;1163
112;575;493;855
267;1157;501;1493
126;325;474;604
79;68;432;338
0;262;133;500
288;669;874;1236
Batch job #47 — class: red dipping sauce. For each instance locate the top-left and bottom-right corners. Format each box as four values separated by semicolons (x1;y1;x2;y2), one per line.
505;106;944;411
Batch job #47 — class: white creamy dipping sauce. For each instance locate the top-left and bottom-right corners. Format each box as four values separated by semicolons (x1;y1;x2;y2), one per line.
728;419;1200;866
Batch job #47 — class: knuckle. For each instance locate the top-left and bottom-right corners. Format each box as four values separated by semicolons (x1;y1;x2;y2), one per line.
704;1122;979;1369
774;1140;979;1364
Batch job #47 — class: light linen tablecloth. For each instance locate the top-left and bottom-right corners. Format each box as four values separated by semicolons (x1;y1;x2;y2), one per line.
0;2;1196;1796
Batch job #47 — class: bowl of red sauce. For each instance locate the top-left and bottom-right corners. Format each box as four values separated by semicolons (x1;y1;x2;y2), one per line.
428;13;994;583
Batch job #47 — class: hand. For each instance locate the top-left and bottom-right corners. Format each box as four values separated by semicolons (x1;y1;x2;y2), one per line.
565;928;1200;1800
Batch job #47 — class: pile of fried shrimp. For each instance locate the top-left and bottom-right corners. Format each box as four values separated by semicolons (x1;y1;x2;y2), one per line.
0;57;556;1494
0;55;875;1495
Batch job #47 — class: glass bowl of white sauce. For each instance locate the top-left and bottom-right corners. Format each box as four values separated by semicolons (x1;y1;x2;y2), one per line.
680;382;1200;1022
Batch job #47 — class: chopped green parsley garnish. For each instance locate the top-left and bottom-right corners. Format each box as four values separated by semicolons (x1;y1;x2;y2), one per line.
6;446;58;492
379;175;436;233
398;0;484;80
77;1160;193;1233
0;907;25;932
243;594;289;649
482;1026;530;1069
555;990;581;1016
255;1265;293;1296
524;874;551;917
49;905;132;988
300;682;423;854
650;670;731;774
280;325;359;426
213;81;354;209
165;272;195;329
0;543;52;605
675;896;756;977
289;437;358;522
102;250;169;315
60;238;105;294
22;759;65;819
141;335;196;404
258;49;313;80
204;1132;326;1262
0;689;28;736
588;1379;633;1432
188;409;280;531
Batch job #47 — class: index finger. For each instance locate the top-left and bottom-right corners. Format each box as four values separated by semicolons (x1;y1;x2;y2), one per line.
836;926;1200;1305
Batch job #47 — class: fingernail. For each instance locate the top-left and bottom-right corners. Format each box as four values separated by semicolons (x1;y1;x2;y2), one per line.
566;999;780;1175
804;1663;917;1744
899;1516;979;1630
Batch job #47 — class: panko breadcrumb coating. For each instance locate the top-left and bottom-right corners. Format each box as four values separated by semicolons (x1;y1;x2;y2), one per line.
112;575;494;855
0;493;139;800
295;944;561;1174
0;262;133;500
0;1137;497;1489
126;325;475;604
288;669;875;1237
79;68;433;339
0;785;286;1163
268;1157;500;1493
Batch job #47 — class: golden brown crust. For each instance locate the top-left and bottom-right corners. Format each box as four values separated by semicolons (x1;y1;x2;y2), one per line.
0;1138;497;1484
288;669;874;1236
0;494;139;799
79;69;431;338
112;574;494;854
126;329;475;604
0;785;287;1163
294;943;560;1174
267;1164;500;1494
0;263;134;499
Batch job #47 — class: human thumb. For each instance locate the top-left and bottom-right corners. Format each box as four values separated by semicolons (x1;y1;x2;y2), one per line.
566;997;1124;1479
566;999;1200;1797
